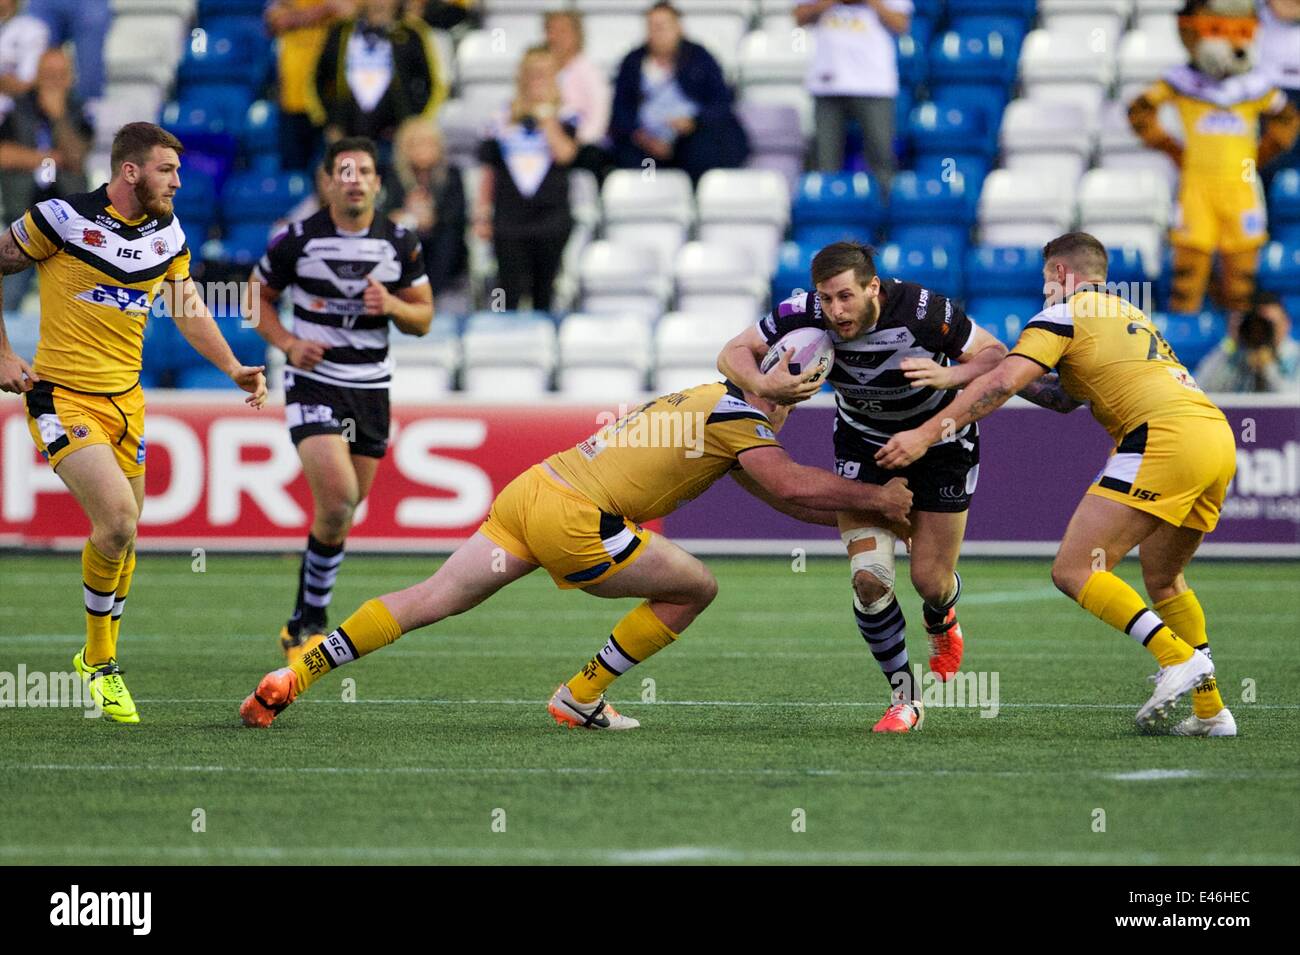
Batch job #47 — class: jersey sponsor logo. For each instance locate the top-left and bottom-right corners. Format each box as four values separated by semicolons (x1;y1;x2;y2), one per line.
865;328;912;345
12;217;28;244
137;437;147;464
95;214;122;230
836;459;861;479
82;229;106;248
939;484;967;500
915;288;929;321
152;237;169;256
1241;208;1265;236
1195;110;1248;135
51;203;69;223
75;284;151;313
1133;487;1162;501
755;424;775;440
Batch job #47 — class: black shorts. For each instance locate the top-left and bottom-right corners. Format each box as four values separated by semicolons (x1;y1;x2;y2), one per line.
833;419;980;513
284;371;390;458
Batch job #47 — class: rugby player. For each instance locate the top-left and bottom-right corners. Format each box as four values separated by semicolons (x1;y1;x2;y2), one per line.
0;122;269;723
239;380;914;730
718;242;1008;733
248;136;433;662
876;232;1237;735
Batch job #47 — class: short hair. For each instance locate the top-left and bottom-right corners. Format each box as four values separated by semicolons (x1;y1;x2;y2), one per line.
323;136;380;176
110;123;184;176
647;1;680;17
1042;231;1109;278
811;241;878;287
544;9;584;48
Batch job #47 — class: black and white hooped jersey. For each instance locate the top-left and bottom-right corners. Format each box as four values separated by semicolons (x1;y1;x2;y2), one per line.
254;208;427;389
759;279;977;447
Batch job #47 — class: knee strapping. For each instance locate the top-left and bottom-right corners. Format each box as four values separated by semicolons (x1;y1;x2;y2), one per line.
843;526;897;611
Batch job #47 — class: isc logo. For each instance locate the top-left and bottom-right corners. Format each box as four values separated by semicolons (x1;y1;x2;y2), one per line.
115;247;142;260
1132;488;1161;501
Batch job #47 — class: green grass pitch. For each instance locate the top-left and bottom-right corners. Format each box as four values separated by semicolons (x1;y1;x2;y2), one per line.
2;553;1296;865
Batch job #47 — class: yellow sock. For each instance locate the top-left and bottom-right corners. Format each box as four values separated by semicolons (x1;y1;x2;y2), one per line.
82;540;125;665
1077;571;1195;667
1154;589;1223;718
289;598;403;693
566;601;678;703
109;547;136;653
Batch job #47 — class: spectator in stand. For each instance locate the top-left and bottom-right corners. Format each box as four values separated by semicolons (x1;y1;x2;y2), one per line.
24;0;105;103
545;10;610;146
266;0;354;172
1196;291;1300;393
0;0;49;120
474;45;578;313
1259;0;1300;175
798;0;911;195
409;0;478;30
311;0;447;162
0;46;90;307
388;116;466;298
609;1;748;183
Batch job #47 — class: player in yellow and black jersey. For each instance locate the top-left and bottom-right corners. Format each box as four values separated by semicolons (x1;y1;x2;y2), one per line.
876;232;1238;736
239;380;913;731
0;122;269;723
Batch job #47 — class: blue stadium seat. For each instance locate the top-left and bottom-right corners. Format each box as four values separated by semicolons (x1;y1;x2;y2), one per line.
894;86;914;131
794;224;877;249
1157;312;1225;371
178;20;269;89
140;312;180;382
1258;240;1300;295
220;171;312;225
1283;294;1300;324
1106;246;1149;289
200;237;259;271
896;31;928;90
173;167;216;221
965;297;1043;345
911;0;944;18
909;154;989;195
877;243;964;298
242;100;280;163
946;16;1028;58
965;246;1043;299
793;172;884;233
930;84;1009;142
908;101;991;158
771;240;817;304
947;0;1036;19
888;170;976;231
198;0;265;20
1268;169;1300;241
888;224;971;249
929;29;1018;88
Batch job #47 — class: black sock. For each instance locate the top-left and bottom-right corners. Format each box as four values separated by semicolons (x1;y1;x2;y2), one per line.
923;571;962;632
854;595;913;700
288;534;345;635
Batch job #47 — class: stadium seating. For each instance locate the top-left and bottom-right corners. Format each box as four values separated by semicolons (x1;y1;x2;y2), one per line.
460;312;558;397
792;172;884;246
1000;98;1096;188
965;297;1044;345
1077;169;1171;273
388;317;461;401
1269;170;1300;244
557;313;652;399
979;169;1078;248
696;169;790;276
877;243;964;299
909;100;996;170
737;101;805;195
601;169;695;274
738;25;814;137
105;14;189;86
1117;27;1186;102
579;240;673;322
653;312;744;394
965;246;1045;300
888;171;976;251
1019;27;1115;125
1156;311;1225;371
770;240;815;305
220;172;313;227
456;29;529;112
673;240;769;326
1097;98;1179;194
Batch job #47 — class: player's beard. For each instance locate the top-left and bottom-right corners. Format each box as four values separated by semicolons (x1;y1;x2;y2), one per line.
134;178;173;218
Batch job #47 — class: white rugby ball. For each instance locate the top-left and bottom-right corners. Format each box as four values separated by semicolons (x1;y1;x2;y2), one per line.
760;327;836;384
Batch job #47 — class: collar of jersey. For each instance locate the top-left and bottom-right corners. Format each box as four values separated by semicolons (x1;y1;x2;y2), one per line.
93;184;149;226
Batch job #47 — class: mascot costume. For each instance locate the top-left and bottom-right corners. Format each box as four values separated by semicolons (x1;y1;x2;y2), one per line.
1129;0;1299;313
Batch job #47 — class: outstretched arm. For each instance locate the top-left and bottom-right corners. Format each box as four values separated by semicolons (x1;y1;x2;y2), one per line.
172;278;268;407
874;355;1046;469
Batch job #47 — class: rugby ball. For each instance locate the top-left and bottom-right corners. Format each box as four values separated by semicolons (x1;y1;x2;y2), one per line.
760;327;836;384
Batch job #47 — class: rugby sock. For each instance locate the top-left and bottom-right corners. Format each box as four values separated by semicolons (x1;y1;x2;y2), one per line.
288;534;345;635
854;594;915;702
109;546;136;653
1154;589;1224;718
82;540;125;665
566;601;678;703
922;570;962;632
1077;572;1195;667
290;598;402;693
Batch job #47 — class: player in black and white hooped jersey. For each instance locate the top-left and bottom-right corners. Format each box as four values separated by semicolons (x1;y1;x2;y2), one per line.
719;242;1009;733
249;136;433;661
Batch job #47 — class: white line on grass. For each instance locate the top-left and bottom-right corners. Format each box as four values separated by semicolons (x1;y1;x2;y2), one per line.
129;697;1300;710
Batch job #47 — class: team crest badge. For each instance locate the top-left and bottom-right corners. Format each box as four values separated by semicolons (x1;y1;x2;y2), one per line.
71;424;90;439
153;238;168;256
82;229;106;248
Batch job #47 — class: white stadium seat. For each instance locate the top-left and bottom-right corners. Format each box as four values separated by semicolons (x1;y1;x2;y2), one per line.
674;240;768;327
739;25;812;86
388;319;460;402
575;8;647;77
455;29;527;112
96;83;165;147
437;98;486;169
461;313;557;397
1077;168;1171;270
1019;28;1116;120
600;168;695;274
480;13;549;47
1000;97;1096;188
106;14;188;86
570;168;602;230
1098;98;1180;194
112;0;195;16
739;84;814;139
653;312;743;394
978;169;1078;248
696;168;790;277
558;313;652;399
579;240;673;323
1038;0;1132;55
1117;28;1187;102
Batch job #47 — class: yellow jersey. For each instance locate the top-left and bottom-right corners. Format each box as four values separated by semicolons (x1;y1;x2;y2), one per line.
547;382;783;523
1141;65;1289;179
13;185;192;394
276;0;337;114
1010;287;1226;445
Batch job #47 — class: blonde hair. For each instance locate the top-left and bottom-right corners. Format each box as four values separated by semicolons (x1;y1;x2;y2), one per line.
392;117;447;193
511;45;561;123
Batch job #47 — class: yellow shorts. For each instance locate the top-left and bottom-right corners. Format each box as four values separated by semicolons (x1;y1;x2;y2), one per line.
1087;416;1236;532
25;380;146;478
479;465;652;589
1171;175;1268;254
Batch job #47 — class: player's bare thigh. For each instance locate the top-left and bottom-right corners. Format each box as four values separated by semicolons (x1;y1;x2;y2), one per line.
380;531;539;631
1138;522;1205;605
296;434;364;539
1052;494;1165;599
53;443;139;557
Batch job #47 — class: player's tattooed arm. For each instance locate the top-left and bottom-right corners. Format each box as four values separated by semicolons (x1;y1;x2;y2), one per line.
1017;372;1085;414
0;227;34;277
